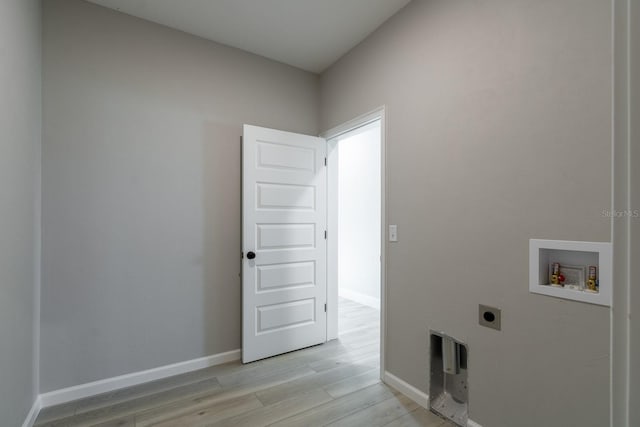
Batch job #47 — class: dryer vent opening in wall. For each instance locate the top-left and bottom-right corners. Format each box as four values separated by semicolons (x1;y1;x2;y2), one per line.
429;331;468;427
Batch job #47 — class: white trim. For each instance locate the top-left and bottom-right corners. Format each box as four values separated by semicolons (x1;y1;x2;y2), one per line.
339;288;380;310
320;107;385;140
380;107;387;386
33;112;41;402
22;397;41;427
326;136;339;340
383;371;483;427
383;371;429;409
611;1;633;426
39;349;241;408
322;105;387;379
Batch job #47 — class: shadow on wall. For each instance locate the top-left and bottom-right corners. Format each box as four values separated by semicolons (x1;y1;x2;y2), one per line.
202;121;243;355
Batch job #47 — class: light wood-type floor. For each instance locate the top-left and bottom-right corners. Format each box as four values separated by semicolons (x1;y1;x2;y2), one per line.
35;298;452;427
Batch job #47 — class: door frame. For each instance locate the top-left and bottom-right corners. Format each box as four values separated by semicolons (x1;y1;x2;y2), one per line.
321;106;387;379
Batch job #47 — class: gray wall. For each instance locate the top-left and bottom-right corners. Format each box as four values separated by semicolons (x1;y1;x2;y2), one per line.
320;1;612;426
41;0;319;392
0;0;41;424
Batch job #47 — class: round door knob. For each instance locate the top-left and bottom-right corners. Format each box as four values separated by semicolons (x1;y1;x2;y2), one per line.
247;251;256;260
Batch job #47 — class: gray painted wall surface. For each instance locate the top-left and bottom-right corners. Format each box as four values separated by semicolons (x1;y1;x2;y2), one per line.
0;0;41;424
320;1;611;426
41;0;318;392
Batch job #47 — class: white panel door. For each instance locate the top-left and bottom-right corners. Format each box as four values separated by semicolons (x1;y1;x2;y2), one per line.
242;124;327;363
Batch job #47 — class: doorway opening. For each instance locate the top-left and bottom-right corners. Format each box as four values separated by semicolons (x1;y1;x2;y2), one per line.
326;111;384;376
241;109;384;366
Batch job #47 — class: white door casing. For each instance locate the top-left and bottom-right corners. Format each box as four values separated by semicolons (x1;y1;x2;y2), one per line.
321;106;386;380
242;125;327;363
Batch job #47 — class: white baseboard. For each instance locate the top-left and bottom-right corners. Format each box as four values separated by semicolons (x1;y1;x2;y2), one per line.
22;396;41;427
383;371;429;409
382;371;482;427
39;349;241;408
339;288;380;310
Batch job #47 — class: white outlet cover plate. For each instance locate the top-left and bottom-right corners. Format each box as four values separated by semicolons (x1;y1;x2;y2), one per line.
389;225;397;242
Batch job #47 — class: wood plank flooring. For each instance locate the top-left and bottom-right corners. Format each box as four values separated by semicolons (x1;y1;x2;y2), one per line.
35;298;452;427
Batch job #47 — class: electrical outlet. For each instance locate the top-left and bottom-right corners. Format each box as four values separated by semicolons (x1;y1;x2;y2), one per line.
479;304;501;330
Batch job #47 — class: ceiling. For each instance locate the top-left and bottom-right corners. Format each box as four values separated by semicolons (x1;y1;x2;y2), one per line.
86;0;411;73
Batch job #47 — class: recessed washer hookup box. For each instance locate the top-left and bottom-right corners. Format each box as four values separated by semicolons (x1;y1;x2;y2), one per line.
429;331;468;427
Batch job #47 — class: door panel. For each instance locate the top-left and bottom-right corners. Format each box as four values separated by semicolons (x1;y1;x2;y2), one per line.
256;298;316;333
242;125;327;363
256;183;315;210
256;223;315;250
257;261;316;292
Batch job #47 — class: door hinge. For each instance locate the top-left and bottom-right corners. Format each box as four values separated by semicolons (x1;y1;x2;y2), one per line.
324;230;327;239
324;303;327;312
324;157;327;166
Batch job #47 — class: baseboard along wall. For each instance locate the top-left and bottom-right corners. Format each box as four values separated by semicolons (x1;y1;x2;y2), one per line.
382;371;483;427
21;397;41;427
339;288;381;310
37;349;241;409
